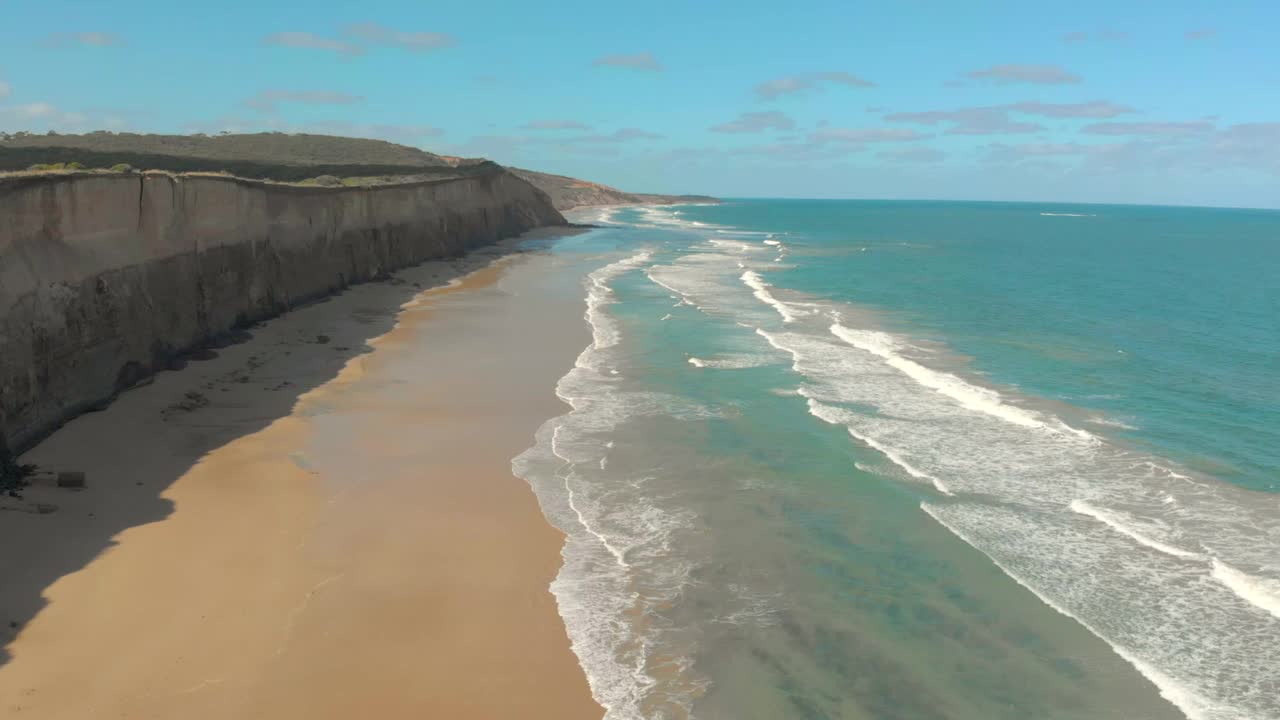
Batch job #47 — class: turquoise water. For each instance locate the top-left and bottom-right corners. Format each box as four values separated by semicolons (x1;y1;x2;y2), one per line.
513;200;1280;720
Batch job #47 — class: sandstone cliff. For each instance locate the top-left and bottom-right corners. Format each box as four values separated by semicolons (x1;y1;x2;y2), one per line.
0;166;564;452
510;168;719;211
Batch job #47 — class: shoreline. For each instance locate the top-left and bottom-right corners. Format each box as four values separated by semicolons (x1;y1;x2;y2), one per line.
0;228;601;718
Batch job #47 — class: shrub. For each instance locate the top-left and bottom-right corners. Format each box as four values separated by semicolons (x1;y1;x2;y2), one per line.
65;161;86;170
310;174;343;187
110;163;135;173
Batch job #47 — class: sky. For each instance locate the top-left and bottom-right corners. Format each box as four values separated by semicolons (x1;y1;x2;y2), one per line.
1;0;1278;208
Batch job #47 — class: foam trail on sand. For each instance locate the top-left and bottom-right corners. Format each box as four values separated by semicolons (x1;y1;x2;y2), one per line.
515;250;715;719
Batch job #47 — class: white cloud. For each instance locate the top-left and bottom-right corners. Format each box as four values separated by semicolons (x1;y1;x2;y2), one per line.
877;147;948;163
755;72;875;100
343;23;455;52
886;108;1044;135
41;32;125;48
243;90;364;113
710;111;795;134
568;128;663;142
522;119;593;130
965;64;1082;85
263;32;364;56
1082;121;1215;136
592;53;662;71
810;127;929;143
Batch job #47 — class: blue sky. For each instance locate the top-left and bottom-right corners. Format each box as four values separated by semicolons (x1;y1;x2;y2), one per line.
2;0;1278;207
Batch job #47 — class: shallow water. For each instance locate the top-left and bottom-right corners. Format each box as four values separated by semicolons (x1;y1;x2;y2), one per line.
514;201;1280;720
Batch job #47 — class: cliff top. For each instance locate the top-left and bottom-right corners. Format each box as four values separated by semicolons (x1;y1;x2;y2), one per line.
0;132;484;183
510;167;719;211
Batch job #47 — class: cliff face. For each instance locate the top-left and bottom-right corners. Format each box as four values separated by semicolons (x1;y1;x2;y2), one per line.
510;168;718;211
0;167;564;452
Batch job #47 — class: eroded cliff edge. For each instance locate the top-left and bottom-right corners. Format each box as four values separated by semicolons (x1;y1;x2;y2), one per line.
0;166;565;453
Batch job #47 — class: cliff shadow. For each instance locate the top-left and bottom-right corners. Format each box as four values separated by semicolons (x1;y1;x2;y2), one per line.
0;231;574;670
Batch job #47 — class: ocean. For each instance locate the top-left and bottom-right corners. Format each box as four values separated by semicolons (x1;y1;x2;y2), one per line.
512;200;1280;720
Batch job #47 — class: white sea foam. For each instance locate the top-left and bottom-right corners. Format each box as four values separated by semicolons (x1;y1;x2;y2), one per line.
1087;414;1140;430
829;323;1088;437
922;503;1242;720
514;250;722;719
742;271;805;322
752;310;1278;720
803;394;952;495
1069;499;1202;560
1040;212;1096;217
687;354;770;370
1211;560;1280;621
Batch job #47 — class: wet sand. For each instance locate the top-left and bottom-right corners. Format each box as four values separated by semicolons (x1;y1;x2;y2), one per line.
0;232;601;719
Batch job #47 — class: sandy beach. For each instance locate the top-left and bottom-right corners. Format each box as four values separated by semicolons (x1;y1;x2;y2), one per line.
0;230;601;719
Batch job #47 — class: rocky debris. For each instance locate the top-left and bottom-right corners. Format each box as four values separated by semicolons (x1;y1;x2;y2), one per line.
0;497;57;514
315;334;331;344
169;391;209;413
0;437;35;495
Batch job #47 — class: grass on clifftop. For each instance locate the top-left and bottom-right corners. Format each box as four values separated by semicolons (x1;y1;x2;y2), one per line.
0;131;484;183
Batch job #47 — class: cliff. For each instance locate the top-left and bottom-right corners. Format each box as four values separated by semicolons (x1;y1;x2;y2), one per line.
0;165;564;453
510;168;719;211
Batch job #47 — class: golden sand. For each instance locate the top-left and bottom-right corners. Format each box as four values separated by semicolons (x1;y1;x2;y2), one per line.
0;236;601;719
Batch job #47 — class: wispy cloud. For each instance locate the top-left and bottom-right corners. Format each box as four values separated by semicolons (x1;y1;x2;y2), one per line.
883;100;1133;134
569;127;663;142
1185;28;1216;41
343;23;455;52
1082;121;1215;136
729;142;861;163
877;147;948;163
755;71;875;100
0;101;90;131
243;90;364;113
592;52;662;71
522;119;593;130
264;31;364;56
0;80;10;100
810;127;929;143
710;111;795;134
1211;123;1280;172
1006;100;1135;118
1062;30;1127;44
886;108;1045;135
965;64;1082;85
40;32;125;48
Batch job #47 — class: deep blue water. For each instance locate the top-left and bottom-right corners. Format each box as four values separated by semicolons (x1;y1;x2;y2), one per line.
514;200;1280;720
